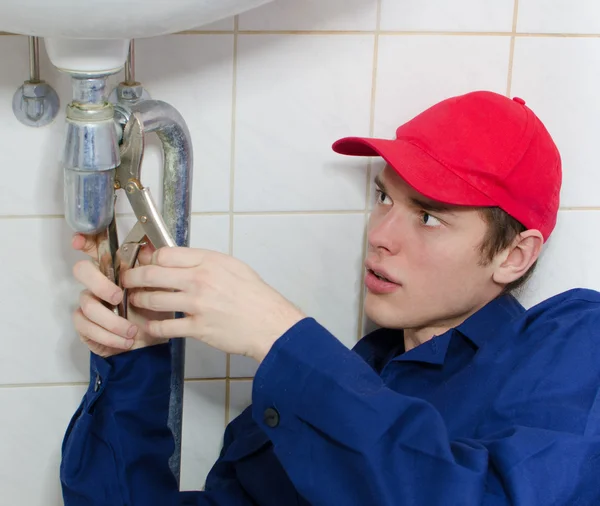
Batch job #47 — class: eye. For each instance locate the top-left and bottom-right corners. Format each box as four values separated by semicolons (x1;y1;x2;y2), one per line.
421;212;442;227
375;189;392;206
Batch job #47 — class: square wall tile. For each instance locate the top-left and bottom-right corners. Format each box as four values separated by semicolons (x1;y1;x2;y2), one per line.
234;35;374;212
380;0;515;32
511;37;600;207
374;35;511;137
0;217;89;385
518;210;600;309
115;35;235;214
0;385;86;506
228;380;253;422
517;0;600;34
117;214;231;379
239;0;378;31
230;213;365;376
180;381;227;491
0;36;74;217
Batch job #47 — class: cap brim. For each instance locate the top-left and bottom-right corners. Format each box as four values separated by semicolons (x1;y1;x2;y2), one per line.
332;136;497;208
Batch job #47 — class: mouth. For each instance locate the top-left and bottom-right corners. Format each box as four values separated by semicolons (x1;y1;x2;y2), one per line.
364;267;401;294
366;268;395;284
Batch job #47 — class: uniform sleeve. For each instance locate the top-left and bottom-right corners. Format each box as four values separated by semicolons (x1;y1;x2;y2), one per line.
251;317;600;506
60;343;256;506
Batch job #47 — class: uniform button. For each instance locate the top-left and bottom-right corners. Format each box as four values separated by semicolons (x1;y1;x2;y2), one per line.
513;96;526;105
263;407;280;428
93;374;102;392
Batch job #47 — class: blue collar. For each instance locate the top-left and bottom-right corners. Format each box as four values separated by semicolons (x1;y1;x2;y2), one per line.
358;293;526;368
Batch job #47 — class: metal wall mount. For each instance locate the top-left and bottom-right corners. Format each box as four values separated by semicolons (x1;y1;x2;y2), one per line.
12;36;60;128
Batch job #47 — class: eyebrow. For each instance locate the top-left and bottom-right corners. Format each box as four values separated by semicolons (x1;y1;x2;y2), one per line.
374;174;456;215
409;196;456;215
374;174;388;193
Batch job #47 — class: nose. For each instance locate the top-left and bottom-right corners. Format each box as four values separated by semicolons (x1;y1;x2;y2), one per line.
367;208;404;255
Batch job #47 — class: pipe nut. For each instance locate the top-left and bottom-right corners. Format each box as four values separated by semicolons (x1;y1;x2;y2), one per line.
117;84;145;102
23;81;51;98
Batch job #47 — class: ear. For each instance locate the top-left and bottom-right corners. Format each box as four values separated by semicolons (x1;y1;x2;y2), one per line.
492;230;544;285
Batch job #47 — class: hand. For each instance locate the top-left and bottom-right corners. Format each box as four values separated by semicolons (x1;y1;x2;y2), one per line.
123;248;306;363
71;234;169;358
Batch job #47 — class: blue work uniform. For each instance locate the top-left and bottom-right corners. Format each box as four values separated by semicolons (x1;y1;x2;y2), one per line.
60;288;600;505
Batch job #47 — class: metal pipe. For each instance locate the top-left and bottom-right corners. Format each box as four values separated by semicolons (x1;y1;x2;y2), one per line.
63;76;120;235
124;40;136;85
122;99;193;482
128;100;192;246
71;76;110;105
28;36;40;83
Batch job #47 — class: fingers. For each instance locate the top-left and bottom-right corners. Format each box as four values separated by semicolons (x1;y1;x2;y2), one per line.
145;316;195;339
73;259;123;305
73;307;134;350
151;247;218;268
129;289;197;314
122;264;193;291
79;290;138;339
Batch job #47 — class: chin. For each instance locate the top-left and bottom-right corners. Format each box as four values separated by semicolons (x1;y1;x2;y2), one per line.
364;292;409;330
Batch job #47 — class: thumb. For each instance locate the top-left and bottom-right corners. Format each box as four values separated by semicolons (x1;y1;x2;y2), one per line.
72;234;98;258
137;243;157;266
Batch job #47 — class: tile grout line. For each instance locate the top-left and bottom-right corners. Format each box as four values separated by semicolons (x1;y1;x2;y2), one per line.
224;15;241;428
1;206;600;223
356;0;382;343
4;31;600;38
0;210;373;221
0;382;88;389
506;0;520;97
0;377;250;389
175;30;600;38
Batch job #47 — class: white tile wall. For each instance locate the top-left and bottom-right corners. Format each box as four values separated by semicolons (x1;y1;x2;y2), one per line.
228;380;254;422
380;0;515;33
517;0;600;34
0;385;86;506
1;0;599;503
234;34;374;212
180;381;227;491
0;218;88;385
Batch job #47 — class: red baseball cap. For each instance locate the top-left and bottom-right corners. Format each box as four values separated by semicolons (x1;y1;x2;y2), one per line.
332;90;562;241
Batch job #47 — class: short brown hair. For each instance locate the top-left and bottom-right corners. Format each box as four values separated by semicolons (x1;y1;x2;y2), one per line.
477;207;537;295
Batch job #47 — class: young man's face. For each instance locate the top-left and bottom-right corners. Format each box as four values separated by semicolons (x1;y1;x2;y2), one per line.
365;165;502;335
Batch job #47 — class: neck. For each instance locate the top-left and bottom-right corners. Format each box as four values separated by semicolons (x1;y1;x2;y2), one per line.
402;299;494;352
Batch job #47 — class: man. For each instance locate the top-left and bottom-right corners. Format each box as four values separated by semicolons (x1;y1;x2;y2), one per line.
61;91;600;505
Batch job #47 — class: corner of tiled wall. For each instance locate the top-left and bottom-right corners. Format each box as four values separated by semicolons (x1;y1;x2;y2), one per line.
1;0;599;503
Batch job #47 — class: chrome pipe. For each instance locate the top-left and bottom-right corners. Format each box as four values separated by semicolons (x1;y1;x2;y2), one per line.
124;40;136;85
63;76;120;234
71;76;111;105
28;37;40;82
116;99;192;482
127;99;193;247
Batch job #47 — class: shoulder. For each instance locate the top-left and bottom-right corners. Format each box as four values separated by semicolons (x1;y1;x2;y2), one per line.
511;287;600;367
522;288;600;328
